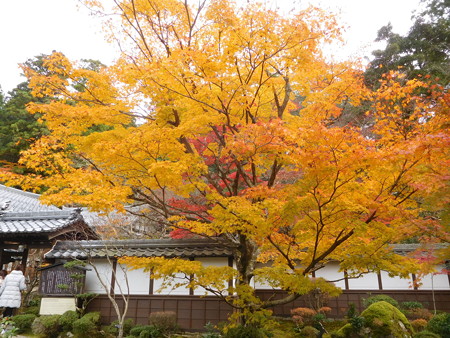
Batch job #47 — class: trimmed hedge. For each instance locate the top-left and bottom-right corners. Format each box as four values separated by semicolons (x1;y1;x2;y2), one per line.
59;310;80;332
11;314;36;333
72;311;101;337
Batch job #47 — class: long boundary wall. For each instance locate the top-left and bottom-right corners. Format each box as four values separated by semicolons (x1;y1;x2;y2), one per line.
87;290;450;330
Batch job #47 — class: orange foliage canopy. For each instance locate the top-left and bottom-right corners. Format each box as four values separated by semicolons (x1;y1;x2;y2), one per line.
4;0;448;319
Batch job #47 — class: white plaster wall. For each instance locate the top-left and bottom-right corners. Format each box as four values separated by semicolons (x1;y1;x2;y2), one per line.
418;266;450;290
380;271;412;290
193;257;230;295
115;265;150;295
84;260;112;294
347;272;379;290
314;262;346;289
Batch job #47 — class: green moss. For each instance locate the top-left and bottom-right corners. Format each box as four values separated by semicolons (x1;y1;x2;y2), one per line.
31;315;61;338
361;301;413;337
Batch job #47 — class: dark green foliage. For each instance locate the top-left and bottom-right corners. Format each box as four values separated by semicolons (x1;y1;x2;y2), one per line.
31;315;61;338
11;314;36;333
413;330;440;337
0;82;48;164
362;294;399;308
401;301;424;310
22;306;40;316
224;325;268;338
58;310;80;332
148;311;179;334
427;312;450;337
365;0;450;88
129;325;162;337
346;303;357;319
360;301;413;337
348;316;366;332
72;311;101;337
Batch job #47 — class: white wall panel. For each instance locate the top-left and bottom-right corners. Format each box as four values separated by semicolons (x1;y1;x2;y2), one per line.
347;272;379;290
380;271;412;290
84;260;112;294
314;262;346;289
115;265;150;295
418;266;450;290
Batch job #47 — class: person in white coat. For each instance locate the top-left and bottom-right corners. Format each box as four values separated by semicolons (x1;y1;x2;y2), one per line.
0;265;26;317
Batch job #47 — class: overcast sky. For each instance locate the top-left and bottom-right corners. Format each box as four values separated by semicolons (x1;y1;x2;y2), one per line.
0;0;422;94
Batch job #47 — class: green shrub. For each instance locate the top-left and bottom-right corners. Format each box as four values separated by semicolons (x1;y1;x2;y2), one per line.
72;311;101;337
11;314;36;333
362;294;399;308
58;310;80;332
129;325;162;337
148;311;179;334
413;330;440;338
427;312;450;337
299;325;319;337
31;315;61;338
223;325;268;338
401;301;424;310
108;318;135;336
361;301;413;337
202;322;221;338
22;306;40;316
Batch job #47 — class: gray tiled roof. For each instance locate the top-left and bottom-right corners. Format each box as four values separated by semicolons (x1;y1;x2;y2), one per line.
45;239;235;259
0;184;59;212
0;210;81;234
0;184;84;235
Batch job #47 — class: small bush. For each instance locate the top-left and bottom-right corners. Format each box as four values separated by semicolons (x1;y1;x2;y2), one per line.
413;330;440;338
362;294;399;308
223;325;267;338
108;318;135;336
11;314;36;333
149;311;178;334
129;325;162;337
72;311;101;337
427;312;450;337
31;315;61;338
411;319;428;332
299;325;319;337
59;310;80;332
401;301;424;310
203;322;221;338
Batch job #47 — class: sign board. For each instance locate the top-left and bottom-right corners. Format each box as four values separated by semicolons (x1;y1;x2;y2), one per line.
39;264;86;296
39;297;77;315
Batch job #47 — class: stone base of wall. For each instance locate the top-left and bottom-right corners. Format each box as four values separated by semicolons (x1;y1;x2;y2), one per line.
87;290;450;330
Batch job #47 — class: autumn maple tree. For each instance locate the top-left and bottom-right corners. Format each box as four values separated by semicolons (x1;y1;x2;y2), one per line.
4;0;448;324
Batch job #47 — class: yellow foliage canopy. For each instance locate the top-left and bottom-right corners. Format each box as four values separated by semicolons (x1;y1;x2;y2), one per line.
4;0;448;314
